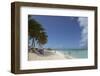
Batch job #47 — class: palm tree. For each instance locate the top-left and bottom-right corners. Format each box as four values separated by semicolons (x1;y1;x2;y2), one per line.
28;19;44;48
28;15;48;52
37;31;48;49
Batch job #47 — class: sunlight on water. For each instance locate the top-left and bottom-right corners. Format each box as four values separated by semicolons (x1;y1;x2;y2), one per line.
58;49;88;58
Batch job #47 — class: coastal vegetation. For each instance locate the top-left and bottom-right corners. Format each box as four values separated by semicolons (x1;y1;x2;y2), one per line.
28;15;48;54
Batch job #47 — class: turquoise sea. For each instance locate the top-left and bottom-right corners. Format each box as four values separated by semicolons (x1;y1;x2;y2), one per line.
58;49;88;58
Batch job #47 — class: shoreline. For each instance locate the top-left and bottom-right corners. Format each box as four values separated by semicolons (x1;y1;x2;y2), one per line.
28;50;73;61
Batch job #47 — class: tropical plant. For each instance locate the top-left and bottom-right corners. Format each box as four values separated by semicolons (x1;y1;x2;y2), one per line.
37;31;48;49
28;15;48;50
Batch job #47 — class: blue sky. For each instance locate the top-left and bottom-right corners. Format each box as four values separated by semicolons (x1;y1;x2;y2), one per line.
30;15;88;49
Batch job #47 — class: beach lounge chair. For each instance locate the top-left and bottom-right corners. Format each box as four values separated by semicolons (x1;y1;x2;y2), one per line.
33;49;41;55
38;49;44;55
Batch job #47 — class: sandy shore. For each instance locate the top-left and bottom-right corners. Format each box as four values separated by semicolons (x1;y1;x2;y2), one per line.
28;50;73;61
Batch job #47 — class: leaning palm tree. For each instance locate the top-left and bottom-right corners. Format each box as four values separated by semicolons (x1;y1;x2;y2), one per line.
28;15;48;53
36;31;48;55
28;17;44;48
37;31;48;49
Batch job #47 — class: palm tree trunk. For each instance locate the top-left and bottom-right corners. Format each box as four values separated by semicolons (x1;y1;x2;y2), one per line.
32;38;35;48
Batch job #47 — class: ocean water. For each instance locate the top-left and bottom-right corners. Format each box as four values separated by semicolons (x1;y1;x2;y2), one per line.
58;49;88;58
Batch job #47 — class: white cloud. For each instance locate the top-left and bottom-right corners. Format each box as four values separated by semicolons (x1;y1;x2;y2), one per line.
78;17;88;48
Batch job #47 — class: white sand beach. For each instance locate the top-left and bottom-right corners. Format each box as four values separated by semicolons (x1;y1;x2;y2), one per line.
28;50;73;61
